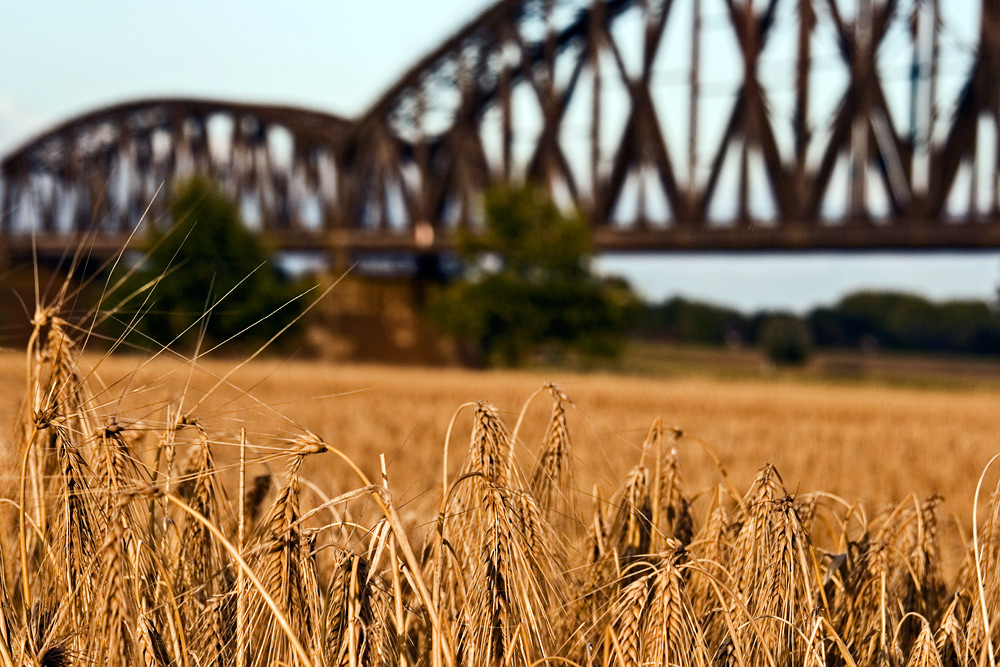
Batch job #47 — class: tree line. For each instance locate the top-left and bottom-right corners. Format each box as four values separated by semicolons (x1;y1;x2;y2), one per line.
632;290;1000;360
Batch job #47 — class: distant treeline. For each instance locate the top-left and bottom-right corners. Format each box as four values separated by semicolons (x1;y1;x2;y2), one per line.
631;291;1000;356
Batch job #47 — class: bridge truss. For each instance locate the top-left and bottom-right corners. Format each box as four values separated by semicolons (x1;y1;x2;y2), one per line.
3;0;1000;260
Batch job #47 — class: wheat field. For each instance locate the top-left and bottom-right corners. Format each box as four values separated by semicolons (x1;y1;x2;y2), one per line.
3;307;1000;666
3;349;990;523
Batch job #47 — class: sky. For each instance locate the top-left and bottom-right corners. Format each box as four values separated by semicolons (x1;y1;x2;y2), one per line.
1;0;998;313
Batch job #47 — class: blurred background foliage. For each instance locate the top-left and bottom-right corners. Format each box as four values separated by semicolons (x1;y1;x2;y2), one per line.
110;176;311;353
631;290;1000;364
428;184;637;366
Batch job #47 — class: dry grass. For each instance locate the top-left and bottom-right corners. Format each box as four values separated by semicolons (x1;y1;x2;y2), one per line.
3;295;1000;666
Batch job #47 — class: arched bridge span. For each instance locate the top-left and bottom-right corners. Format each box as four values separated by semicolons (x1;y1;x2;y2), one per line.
3;0;1000;260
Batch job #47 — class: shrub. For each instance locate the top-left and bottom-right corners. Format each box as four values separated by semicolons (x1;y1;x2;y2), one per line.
759;313;812;365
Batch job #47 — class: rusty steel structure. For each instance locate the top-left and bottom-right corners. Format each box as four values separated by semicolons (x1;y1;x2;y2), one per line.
2;0;999;261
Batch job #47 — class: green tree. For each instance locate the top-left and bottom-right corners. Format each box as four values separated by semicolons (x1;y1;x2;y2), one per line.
118;176;306;352
430;184;634;366
808;290;1000;355
632;296;749;345
758;313;812;365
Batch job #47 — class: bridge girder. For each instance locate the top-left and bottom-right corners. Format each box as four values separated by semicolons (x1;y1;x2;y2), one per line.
3;0;1000;258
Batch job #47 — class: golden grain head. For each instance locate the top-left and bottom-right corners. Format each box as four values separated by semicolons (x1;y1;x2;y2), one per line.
0;303;998;667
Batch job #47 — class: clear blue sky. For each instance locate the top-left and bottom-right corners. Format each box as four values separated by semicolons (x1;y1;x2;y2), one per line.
1;0;997;313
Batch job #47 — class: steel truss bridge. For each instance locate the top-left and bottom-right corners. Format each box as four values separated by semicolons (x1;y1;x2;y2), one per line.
3;0;1000;262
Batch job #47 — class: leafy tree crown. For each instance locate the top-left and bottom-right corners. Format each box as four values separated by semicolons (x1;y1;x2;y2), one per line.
431;184;633;366
118;176;306;352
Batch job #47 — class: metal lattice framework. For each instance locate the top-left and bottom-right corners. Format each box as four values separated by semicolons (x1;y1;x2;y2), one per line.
3;0;999;259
